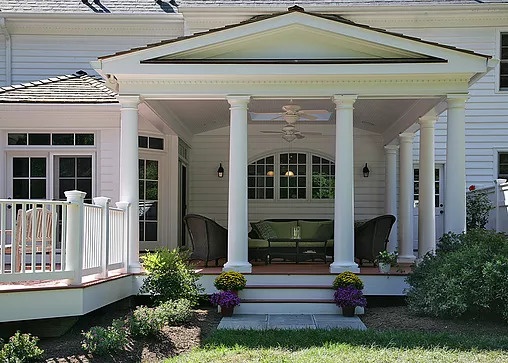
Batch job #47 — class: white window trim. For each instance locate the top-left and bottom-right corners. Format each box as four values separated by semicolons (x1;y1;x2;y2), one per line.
495;29;508;94
494;148;508;180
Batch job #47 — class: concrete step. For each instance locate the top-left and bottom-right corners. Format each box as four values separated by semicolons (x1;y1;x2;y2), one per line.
235;300;365;315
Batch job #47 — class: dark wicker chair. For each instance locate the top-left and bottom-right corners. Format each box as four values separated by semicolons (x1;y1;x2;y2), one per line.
183;214;227;267
354;214;396;266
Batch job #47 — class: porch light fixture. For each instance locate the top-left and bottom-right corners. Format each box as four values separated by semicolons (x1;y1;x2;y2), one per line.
363;163;370;178
266;170;275;177
217;163;224;178
285;170;295;177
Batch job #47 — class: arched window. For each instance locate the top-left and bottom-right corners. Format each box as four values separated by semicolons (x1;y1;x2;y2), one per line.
248;152;335;200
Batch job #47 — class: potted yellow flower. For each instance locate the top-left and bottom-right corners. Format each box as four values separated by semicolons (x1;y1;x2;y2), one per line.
214;271;247;294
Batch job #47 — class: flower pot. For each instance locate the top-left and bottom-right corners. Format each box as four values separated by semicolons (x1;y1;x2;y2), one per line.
220;306;235;317
341;306;356;317
378;262;391;274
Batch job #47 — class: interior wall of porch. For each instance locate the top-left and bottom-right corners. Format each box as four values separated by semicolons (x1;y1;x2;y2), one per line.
187;124;387;228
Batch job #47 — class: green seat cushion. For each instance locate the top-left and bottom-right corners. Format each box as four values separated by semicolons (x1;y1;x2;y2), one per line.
269;241;297;248
248;239;270;248
298;241;326;248
252;221;277;240
266;221;297;238
326;239;334;248
298;220;333;240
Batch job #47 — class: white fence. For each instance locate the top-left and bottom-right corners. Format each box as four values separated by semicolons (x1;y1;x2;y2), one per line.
0;191;128;285
473;179;508;233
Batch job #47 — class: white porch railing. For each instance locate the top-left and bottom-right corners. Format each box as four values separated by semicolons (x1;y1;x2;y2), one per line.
472;179;508;233
0;191;129;285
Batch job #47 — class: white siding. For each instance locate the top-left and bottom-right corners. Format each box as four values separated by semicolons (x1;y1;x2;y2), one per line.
393;27;508;187
10;35;173;83
187;126;386;227
98;128;121;203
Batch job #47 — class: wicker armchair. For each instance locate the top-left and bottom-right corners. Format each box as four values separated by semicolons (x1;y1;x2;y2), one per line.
354;214;396;266
183;214;227;267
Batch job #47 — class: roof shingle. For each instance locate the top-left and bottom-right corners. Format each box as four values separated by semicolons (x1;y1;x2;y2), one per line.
0;71;118;104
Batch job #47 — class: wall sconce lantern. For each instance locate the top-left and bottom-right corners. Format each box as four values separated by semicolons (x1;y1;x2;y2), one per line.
217;163;224;178
362;163;370;178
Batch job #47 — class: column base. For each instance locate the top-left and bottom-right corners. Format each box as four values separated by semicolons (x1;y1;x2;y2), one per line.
223;261;252;273
128;262;143;274
329;261;360;274
397;255;416;264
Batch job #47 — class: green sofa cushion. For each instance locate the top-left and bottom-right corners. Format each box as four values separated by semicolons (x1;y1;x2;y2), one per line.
266;221;297;238
252;221;277;240
298;220;333;240
248;239;270;248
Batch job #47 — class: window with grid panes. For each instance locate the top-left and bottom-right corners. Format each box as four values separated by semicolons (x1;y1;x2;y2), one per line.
312;155;335;199
501;33;508;90
414;168;441;207
279;153;306;199
499;152;508;179
248;156;274;199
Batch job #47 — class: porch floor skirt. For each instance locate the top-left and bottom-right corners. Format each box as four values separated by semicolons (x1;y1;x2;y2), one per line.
342;306;356;317
221;306;235;317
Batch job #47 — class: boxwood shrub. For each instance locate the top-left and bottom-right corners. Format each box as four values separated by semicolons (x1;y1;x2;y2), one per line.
406;229;508;322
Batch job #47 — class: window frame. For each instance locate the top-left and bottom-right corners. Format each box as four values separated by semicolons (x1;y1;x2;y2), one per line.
248;151;335;202
497;150;508;180
497;31;508;93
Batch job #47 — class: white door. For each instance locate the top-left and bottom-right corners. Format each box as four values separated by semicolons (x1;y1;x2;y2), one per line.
413;165;445;252
139;157;160;251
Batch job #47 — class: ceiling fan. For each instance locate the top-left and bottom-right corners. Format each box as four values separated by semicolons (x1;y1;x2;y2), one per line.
259;102;324;142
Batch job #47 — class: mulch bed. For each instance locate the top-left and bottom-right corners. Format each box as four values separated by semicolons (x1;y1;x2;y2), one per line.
34;303;507;362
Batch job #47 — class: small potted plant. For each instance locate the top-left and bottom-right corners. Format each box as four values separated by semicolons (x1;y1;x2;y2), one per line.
333;285;367;317
214;271;247;294
332;271;364;290
376;250;398;274
210;291;241;317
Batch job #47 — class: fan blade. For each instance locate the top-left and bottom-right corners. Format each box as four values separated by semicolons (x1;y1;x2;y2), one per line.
302;131;322;135
260;131;282;134
297;113;318;121
295;133;305;139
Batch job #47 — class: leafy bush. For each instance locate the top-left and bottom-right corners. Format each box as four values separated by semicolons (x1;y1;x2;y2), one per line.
466;187;493;230
0;331;44;363
129;299;193;337
81;319;129;355
332;271;364;290
406;229;508;322
140;248;202;306
214;271;247;291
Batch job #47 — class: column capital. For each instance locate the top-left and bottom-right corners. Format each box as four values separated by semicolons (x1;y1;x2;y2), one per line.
227;95;251;108
399;132;414;143
117;95;141;109
447;93;469;108
418;115;437;128
384;145;399;154
332;95;358;108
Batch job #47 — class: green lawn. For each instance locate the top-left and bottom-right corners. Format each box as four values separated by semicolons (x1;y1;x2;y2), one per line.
165;328;508;363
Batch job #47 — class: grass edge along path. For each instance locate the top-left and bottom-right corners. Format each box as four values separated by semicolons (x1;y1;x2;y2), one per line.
165;328;508;363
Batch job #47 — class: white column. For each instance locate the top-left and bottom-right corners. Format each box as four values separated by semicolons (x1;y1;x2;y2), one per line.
398;133;416;263
418;115;437;257
384;145;399;253
223;95;252;273
118;96;142;273
444;94;468;234
330;95;359;273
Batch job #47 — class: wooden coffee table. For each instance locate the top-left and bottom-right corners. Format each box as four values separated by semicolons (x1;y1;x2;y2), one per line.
267;238;327;263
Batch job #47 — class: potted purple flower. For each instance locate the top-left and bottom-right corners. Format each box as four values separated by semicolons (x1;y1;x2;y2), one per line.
210;291;241;317
333;285;367;317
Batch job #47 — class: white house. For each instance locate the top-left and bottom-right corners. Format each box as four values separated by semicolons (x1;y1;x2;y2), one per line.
0;0;508;319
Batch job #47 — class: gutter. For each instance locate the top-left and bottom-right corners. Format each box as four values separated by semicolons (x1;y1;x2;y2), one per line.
0;18;12;86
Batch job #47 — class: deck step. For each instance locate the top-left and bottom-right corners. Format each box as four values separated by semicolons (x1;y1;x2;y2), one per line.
240;285;334;300
235;300;364;315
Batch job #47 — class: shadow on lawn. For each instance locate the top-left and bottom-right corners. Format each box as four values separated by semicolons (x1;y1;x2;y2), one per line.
204;328;508;352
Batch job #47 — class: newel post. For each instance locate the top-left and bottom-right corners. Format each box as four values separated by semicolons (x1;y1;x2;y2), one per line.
94;197;111;278
65;190;86;285
116;201;130;273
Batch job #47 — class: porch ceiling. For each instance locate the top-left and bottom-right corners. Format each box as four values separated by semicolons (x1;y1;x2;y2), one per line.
146;96;441;142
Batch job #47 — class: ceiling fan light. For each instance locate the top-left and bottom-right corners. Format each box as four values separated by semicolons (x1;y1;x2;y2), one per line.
285;170;295;177
282;134;296;142
266;170;275;177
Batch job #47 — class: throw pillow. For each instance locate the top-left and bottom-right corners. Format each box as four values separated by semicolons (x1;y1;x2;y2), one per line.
314;222;334;240
253;221;278;240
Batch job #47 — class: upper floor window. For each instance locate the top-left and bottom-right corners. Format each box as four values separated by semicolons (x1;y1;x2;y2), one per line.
139;136;164;150
8;133;94;146
248;152;335;200
499;152;508;179
501;33;508;90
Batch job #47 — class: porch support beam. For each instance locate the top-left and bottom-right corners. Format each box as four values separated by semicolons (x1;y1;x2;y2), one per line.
418;115;437;257
330;95;359;274
223;95;252;273
384;145;399;253
444;94;468;234
398;133;416;263
118;96;142;273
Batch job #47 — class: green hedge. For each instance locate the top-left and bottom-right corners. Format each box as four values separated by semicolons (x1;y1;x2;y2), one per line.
406;229;508;322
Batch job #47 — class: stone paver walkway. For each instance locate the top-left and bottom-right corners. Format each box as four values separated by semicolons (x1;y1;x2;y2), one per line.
217;314;367;330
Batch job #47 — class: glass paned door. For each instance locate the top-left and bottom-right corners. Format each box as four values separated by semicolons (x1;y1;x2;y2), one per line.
139;159;159;244
12;157;47;199
56;157;93;203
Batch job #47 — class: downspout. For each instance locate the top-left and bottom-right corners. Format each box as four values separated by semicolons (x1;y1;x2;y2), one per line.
0;17;12;86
